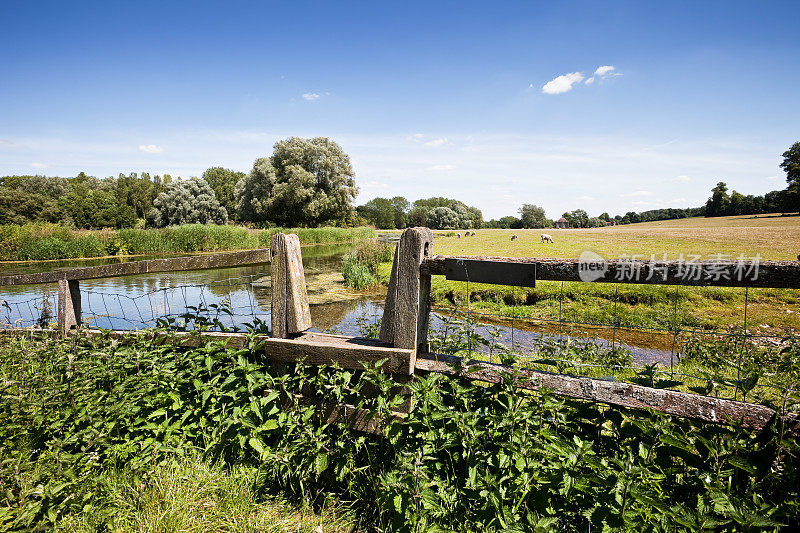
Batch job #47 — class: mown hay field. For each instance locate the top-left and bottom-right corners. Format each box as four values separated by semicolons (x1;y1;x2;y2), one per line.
429;214;800;261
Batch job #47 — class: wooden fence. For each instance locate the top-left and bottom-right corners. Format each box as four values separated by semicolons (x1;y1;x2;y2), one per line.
1;229;799;435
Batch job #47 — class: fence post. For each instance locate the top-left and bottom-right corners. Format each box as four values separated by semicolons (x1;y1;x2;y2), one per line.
58;279;81;338
380;227;433;374
270;233;312;338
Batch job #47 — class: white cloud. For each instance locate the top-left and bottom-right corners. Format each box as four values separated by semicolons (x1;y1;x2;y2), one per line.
407;133;425;142
0;139;13;146
542;72;585;94
138;144;164;154
30;162;49;169
766;176;778;181
302;93;320;101
584;77;595;85
595;65;616;76
631;201;650;207
674;175;691;182
670;198;688;203
424;137;451;147
425;164;455;171
621;190;654;198
576;195;595;201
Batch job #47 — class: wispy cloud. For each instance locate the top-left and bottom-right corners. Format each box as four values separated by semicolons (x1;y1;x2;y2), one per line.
766;176;778;181
426;164;455;171
576;195;595;201
0;139;13;146
542;72;585;94
302;93;320;101
585;65;620;85
621;190;654;198
30;162;49;169
674;175;691;182
670;198;688;203
138;144;164;154
595;65;616;76
424;137;451;147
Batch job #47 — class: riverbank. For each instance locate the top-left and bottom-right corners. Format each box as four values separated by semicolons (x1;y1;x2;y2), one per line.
0;223;375;261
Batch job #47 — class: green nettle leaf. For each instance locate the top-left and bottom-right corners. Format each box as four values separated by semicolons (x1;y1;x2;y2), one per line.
261;419;279;431
315;453;328;475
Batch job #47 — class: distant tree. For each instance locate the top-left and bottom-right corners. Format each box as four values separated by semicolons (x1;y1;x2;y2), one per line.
598;212;611;222
357;197;396;229
518;204;547;228
411;197;482;229
203;167;245;220
705;182;731;217
236;137;358;226
781;142;800;212
563;209;589;228
496;216;520;229
389;196;410;228
148;177;228;227
426;207;460;229
587;217;605;228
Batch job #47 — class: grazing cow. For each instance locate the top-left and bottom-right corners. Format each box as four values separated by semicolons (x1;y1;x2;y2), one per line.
456;232;461;238
511;234;518;241
541;233;554;243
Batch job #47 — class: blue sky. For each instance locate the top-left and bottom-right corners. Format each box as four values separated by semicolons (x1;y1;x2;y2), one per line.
1;0;798;220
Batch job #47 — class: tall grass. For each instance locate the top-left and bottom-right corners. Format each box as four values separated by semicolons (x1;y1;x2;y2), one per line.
57;458;356;532
342;240;394;289
0;223;376;261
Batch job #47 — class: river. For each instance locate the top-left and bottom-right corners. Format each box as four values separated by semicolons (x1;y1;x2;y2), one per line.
0;245;676;366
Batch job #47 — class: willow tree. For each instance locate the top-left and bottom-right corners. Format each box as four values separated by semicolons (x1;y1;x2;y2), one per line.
147;177;228;227
235;137;358;226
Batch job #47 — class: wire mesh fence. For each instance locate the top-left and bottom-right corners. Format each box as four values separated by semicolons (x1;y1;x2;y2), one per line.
1;256;798;409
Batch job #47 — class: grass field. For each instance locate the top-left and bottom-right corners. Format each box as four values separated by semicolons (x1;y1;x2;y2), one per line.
432;214;800;261
378;215;800;337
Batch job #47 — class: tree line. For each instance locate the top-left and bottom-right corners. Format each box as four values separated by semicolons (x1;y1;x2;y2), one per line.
3;140;798;231
0;137;360;230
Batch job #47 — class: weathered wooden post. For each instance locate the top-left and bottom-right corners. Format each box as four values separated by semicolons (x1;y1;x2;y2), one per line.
270;233;312;338
57;279;81;337
380;227;433;374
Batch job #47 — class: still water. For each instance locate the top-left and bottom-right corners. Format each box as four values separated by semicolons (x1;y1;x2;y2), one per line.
1;244;673;365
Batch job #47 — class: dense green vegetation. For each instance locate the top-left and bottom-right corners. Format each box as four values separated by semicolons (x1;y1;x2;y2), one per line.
0;223;375;261
1;315;798;531
341;241;394;289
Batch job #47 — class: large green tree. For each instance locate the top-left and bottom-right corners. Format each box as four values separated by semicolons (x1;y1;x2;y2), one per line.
781;142;800;212
202;167;245;220
236;137;358;226
704;182;731;217
148;178;228;228
518;204;547;228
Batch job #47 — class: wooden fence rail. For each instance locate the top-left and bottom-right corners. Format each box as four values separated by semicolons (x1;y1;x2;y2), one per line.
2;228;799;436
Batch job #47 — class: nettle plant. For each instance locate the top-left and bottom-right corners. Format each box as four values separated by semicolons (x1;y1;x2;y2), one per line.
1;306;798;531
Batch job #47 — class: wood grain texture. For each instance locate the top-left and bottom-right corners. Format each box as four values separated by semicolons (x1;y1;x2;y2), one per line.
379;244;399;344
415;353;800;435
262;331;413;374
270;234;289;338
0;249;271;287
284;234;312;334
57;279;81;338
422;256;800;289
383;227;433;374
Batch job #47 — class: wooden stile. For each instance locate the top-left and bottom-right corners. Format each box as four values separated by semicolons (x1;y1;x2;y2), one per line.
57;279;81;338
379;227;433;374
270;233;312;338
